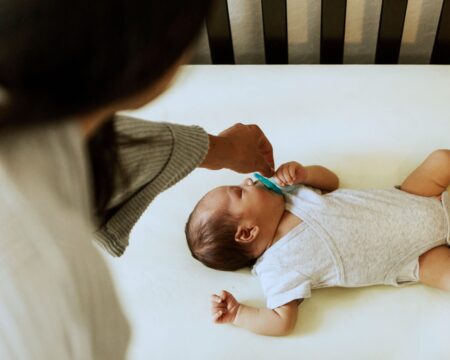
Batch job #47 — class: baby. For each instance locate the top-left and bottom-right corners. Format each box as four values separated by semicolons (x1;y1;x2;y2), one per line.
185;150;450;336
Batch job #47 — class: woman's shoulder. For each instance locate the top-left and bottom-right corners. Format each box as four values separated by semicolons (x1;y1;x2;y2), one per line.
0;119;93;272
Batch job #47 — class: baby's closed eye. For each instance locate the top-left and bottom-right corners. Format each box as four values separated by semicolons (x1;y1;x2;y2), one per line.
231;186;242;197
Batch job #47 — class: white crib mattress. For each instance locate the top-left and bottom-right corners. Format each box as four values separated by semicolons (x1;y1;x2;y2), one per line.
105;65;450;360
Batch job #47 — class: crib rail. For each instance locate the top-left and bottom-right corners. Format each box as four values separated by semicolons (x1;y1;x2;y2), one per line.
321;0;346;64
432;0;450;64
204;0;450;64
375;0;408;64
261;0;288;64
205;0;234;64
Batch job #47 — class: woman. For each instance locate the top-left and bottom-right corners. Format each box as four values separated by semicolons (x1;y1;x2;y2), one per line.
0;0;274;358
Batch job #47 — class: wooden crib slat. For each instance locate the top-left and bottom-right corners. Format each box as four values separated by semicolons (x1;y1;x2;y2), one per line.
321;0;347;64
205;0;235;64
431;0;450;64
375;0;408;64
261;0;288;64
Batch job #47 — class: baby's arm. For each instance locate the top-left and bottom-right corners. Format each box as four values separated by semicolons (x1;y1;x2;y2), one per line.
274;161;339;192
211;290;300;336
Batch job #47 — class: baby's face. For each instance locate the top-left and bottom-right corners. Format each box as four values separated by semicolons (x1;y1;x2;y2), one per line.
198;177;284;226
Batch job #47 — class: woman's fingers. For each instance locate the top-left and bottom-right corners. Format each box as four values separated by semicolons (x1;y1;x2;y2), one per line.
255;126;275;177
256;125;274;168
216;123;275;177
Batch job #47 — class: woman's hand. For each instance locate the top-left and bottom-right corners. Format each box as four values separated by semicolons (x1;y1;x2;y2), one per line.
210;290;240;324
200;123;275;177
274;161;308;186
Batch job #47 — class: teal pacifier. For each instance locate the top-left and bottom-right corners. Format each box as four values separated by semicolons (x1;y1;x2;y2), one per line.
253;173;298;194
253;173;283;194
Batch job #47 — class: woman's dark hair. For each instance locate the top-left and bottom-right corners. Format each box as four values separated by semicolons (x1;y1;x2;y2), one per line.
0;0;213;218
185;204;257;271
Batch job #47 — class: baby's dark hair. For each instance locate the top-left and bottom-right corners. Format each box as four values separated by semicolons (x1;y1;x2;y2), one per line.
185;202;256;271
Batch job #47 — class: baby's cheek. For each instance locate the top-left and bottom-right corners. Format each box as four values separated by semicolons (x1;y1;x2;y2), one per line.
261;190;276;204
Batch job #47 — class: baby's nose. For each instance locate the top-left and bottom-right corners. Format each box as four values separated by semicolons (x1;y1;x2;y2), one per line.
240;178;254;187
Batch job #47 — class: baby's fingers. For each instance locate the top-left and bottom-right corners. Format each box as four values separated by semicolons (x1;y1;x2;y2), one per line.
220;290;236;302
213;310;223;323
288;163;297;181
274;169;288;186
211;302;227;314
211;304;227;314
210;294;223;304
276;167;293;185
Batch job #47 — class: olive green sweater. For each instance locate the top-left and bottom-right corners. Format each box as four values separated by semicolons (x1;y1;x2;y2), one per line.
94;114;209;256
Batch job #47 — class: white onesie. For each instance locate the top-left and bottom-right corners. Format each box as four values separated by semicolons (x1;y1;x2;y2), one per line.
252;185;450;309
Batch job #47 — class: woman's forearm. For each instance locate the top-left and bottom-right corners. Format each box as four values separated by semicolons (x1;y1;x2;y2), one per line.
303;165;339;192
199;134;232;170
232;304;296;336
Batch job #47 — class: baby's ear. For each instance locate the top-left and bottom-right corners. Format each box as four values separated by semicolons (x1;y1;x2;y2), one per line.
235;225;259;244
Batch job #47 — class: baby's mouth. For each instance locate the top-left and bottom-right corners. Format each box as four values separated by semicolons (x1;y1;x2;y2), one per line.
254;180;271;192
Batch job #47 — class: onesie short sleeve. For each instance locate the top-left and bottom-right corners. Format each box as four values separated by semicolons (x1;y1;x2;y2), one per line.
252;191;339;309
253;262;312;309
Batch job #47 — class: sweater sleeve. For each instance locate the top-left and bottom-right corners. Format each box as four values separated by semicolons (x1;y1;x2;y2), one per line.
94;114;209;256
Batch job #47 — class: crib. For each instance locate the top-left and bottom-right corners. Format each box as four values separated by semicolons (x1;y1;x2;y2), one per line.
105;2;450;359
192;0;450;65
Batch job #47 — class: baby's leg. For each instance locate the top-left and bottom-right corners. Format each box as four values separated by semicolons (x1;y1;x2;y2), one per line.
401;150;450;291
400;149;450;196
419;246;450;291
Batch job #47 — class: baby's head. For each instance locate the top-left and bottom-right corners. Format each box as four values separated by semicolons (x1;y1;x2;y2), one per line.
185;177;285;271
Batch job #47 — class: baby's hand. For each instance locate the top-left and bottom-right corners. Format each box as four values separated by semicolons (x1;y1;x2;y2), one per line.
210;290;240;324
274;161;307;186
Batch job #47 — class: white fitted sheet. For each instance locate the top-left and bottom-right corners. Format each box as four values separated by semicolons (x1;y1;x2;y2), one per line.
104;65;450;360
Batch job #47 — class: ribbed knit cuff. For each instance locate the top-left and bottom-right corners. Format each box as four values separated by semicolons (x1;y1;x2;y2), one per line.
95;122;209;257
165;123;210;180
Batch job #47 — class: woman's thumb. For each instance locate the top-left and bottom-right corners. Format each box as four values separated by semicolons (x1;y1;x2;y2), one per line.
258;159;275;178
